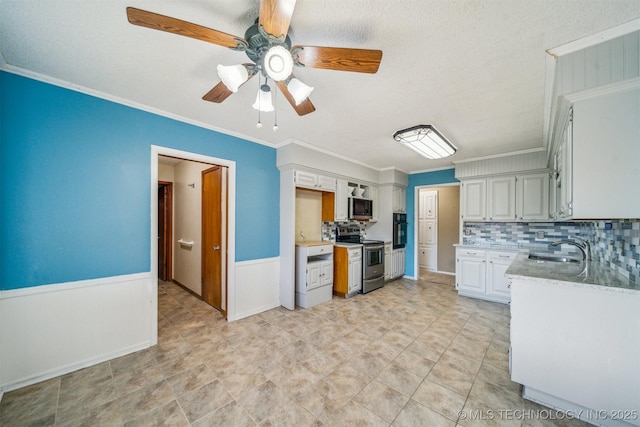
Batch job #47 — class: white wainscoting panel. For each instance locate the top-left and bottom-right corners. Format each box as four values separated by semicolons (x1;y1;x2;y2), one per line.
0;273;154;392
233;257;281;321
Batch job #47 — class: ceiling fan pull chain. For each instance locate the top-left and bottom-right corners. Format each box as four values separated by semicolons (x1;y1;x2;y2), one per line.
273;81;279;132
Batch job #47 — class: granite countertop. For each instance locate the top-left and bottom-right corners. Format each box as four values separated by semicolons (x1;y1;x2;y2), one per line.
506;252;639;294
454;243;522;251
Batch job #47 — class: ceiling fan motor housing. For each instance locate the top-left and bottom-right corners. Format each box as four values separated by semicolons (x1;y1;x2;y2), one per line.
243;21;292;66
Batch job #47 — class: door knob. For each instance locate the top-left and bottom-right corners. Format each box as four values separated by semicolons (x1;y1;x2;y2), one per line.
213;246;220;250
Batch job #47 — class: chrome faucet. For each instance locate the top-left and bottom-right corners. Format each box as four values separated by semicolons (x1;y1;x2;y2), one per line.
551;236;591;261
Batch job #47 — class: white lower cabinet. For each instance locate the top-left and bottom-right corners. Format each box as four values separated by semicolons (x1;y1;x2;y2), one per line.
384;243;392;281
390;248;406;280
296;244;333;308
456;247;517;303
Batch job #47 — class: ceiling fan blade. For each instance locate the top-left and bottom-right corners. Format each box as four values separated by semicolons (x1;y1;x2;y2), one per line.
277;80;316;116
126;7;245;48
202;82;234;103
259;0;297;39
291;46;383;74
202;68;257;103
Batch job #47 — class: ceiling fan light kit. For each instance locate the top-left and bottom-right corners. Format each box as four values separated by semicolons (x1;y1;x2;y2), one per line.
126;1;382;123
253;84;275;112
287;78;314;105
393;125;457;160
216;64;249;92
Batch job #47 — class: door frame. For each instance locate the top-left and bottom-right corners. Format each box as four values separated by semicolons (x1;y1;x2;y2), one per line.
413;182;459;279
150;146;237;342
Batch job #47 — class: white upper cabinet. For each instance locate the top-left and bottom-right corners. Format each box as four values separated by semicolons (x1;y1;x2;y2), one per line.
392;186;406;213
294;170;336;191
570;86;640;218
461;179;487;221
335;179;349;221
487;176;516;221
462;173;549;222
516;173;549;221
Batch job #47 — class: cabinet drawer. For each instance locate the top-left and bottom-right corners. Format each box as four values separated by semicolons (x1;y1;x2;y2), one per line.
488;251;517;261
307;244;333;257
457;249;485;258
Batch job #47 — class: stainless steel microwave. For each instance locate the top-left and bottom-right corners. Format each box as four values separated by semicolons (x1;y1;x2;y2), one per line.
349;197;373;220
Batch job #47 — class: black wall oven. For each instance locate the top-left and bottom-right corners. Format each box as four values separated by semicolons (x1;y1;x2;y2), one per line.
393;213;407;249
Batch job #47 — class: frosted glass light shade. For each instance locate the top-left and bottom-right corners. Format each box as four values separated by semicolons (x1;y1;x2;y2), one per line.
393;125;457;159
287;78;314;105
217;64;249;92
252;84;274;112
263;46;293;81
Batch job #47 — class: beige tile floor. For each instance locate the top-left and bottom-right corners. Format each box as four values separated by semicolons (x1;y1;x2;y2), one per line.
0;271;589;426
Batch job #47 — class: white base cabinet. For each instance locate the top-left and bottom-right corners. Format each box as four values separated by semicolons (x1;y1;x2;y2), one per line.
456;247;517;303
295;244;333;308
390;248;406;280
384;242;392;281
510;278;640;427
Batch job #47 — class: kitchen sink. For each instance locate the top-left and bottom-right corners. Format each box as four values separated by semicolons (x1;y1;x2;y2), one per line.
528;253;582;263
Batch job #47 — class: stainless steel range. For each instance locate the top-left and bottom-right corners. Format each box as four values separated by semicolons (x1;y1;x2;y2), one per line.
336;226;385;294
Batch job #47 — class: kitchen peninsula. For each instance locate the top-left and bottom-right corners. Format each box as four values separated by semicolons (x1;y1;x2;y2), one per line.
506;254;640;427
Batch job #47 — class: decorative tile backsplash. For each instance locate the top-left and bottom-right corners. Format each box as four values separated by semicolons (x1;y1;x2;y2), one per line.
463;219;639;283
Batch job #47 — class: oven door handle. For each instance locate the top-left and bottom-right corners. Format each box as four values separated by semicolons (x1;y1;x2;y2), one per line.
366;244;384;251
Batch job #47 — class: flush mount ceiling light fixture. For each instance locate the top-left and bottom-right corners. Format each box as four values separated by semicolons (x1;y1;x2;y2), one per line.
393;125;457;159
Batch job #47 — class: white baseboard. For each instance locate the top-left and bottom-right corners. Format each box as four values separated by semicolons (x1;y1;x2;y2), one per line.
0;273;155;393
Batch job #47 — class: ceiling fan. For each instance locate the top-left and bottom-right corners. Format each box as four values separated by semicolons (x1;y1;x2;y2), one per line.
126;0;383;118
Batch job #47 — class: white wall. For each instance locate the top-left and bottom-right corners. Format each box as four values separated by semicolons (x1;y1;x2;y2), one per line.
173;161;210;295
0;273;153;392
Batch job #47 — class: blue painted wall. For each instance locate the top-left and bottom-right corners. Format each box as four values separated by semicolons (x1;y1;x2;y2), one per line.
405;169;458;277
0;72;280;290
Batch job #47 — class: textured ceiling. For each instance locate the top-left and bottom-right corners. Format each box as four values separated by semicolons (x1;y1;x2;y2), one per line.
1;0;639;173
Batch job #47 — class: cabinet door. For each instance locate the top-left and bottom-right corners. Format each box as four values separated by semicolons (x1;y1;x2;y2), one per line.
422;190;437;219
384;244;392;280
317;175;337;192
461;179;486;221
348;250;362;293
424;220;436;245
369;186;379;221
306;262;322;290
420;245;437;271
516;173;549;220
294;170;317;189
556;116;573;219
335;180;349;221
456;251;486;293
487;252;516;300
487;176;516;221
393;248;406;277
320;260;333;286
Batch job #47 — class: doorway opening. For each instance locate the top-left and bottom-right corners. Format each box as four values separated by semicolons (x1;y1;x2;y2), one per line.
151;146;237;339
415;184;460;281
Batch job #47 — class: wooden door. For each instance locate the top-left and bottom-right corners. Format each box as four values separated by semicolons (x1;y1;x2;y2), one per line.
202;166;226;313
157;182;172;281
